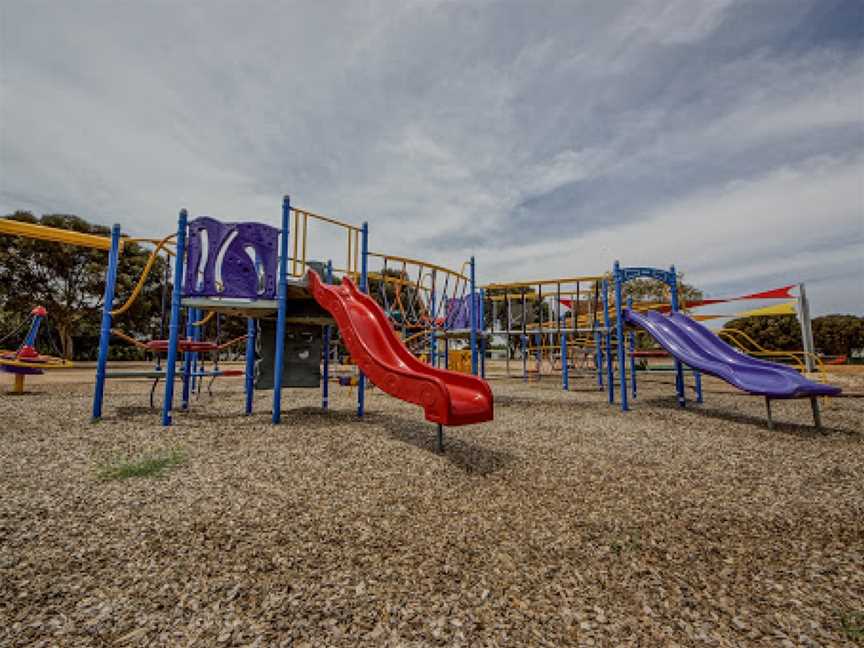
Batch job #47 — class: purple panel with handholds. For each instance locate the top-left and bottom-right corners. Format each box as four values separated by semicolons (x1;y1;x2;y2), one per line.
183;217;280;299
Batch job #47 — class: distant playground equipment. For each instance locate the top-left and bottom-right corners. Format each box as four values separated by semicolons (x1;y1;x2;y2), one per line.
608;262;841;430
365;252;484;379
0;306;73;393
481;276;608;389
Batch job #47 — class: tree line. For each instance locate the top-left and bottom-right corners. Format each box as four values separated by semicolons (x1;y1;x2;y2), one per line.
1;211;861;361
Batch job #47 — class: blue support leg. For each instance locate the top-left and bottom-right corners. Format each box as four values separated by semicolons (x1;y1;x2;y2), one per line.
162;210;188;426
91;224;122;422
695;369;703;404
244;318;256;415
357;222;368;418
322;260;332;410
615;264;628;412
272;196;291;424
470;256;478;376
562;334;569;391
181;308;193;411
595;330;603;388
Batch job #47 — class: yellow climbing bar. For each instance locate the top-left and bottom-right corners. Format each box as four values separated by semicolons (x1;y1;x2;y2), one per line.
367;252;469;281
0;219;123;252
110;234;176;317
483;275;604;289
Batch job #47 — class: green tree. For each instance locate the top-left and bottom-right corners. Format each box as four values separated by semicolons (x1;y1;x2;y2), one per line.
722;315;802;351
811;314;864;357
0;212;167;359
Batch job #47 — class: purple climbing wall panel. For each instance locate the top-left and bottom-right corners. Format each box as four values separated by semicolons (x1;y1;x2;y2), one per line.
183;217;280;299
445;294;479;330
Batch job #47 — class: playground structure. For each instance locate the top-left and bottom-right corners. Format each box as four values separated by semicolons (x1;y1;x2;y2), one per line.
480;276;608;389
0;306;73;393
74;196;493;452
608;262;840;429
0;198;845;437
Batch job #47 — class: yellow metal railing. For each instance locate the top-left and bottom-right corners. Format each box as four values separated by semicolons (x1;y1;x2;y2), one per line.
719;328;828;378
290;208;362;279
366;252;470;328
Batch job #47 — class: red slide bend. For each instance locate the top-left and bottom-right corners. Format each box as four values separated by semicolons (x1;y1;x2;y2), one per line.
307;271;493;426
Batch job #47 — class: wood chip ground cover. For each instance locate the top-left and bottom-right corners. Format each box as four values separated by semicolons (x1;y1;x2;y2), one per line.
0;372;862;646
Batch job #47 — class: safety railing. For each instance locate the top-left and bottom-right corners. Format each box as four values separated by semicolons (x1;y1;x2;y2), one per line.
718;328;828;379
290;208;362;279
366;252;470;331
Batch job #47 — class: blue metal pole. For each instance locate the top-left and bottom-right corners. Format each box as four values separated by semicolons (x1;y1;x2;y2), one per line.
479;288;487;379
244;317;256;414
670;264;685;407
322;260;332;410
695;370;703;403
23;314;44;348
181;308;193;410
628;296;637;399
162;210;188;426
602;279;613;403
470;256;478;375
430;269;437;367
272;195;291;424
357;222;368;418
614;262;628;411
594;330;602;387
521;334;527;382
91;224;122;422
562;331;569;391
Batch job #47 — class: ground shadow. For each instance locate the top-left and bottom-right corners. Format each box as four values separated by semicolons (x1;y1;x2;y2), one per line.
637;395;854;437
369;412;515;476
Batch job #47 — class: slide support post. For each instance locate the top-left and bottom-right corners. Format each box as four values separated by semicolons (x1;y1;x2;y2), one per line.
92;223;122;422
670;264;685;407
810;396;822;431
627;296;637;400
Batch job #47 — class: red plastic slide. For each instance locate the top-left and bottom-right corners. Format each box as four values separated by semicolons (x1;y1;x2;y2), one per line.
307;271;493;426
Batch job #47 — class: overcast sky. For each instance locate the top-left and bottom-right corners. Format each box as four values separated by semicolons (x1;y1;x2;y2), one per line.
1;1;862;315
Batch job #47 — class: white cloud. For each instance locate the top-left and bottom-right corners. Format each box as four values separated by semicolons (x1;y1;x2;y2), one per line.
1;1;861;315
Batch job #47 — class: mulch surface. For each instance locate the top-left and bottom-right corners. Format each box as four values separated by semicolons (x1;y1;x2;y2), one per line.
1;372;862;647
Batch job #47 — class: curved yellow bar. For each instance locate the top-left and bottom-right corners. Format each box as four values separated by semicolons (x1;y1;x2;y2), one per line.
368;252;469;281
111;234;176;317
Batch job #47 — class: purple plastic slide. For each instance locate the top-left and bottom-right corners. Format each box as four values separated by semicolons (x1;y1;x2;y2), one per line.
624;309;841;399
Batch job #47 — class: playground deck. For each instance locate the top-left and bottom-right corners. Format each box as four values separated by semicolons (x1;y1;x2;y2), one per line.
1;372;862;646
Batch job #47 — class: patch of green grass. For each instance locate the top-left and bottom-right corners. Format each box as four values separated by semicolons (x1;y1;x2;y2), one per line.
840;611;864;642
98;449;185;481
